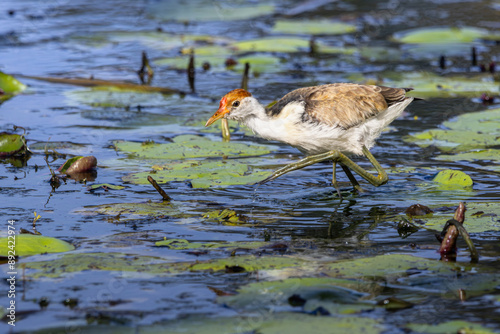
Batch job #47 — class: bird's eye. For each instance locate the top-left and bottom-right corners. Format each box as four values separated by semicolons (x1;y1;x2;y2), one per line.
232;101;240;107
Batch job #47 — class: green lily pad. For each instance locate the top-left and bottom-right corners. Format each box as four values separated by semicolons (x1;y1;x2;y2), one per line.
88;183;126;190
65;86;174;108
155;238;270;250
220;277;374;312
383;72;499;98
143;313;383;334
74;201;183;221
233;37;355;54
419;202;500;233
104;31;232;51
324;253;457;279
23;252;305;278
114;135;274;160
407;320;496;334
272;19;357;35
436;149;500;163
404;108;500;152
24;252;190;278
0;234;74;257
147;2;275;22
433;169;473;188
443;108;500;133
393;27;489;44
123;159;271;188
156;53;283;74
202;209;247;225
0;133;27;157
0;71;26;102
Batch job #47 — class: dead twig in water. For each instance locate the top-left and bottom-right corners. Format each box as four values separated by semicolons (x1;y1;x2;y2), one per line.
138;51;154;84
19;74;183;95
147;175;171;202
187;50;195;93
437;202;479;263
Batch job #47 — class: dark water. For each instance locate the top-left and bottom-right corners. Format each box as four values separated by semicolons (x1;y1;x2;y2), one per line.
1;0;500;332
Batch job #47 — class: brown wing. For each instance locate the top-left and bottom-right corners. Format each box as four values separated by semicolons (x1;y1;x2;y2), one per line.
267;83;410;129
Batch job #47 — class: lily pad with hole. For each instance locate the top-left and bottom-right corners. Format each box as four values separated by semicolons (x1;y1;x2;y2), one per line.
0;133;27;157
0;234;74;257
272;19;357;35
122;159;271;188
114;135;275;160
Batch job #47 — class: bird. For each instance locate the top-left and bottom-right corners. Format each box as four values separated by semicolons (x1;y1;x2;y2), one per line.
205;83;415;198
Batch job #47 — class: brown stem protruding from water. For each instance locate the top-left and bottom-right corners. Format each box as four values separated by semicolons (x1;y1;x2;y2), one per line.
188;50;195;93
138;51;154;84
147;175;171;202
437;202;478;263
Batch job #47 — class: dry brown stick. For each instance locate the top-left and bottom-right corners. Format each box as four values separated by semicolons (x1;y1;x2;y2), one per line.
20;75;182;94
187;50;195;93
147;175;171;202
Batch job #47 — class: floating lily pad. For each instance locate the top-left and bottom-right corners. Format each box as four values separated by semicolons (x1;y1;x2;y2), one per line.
0;71;26;102
156;53;283;74
74;201;182;221
147;2;275;22
436;149;500;163
0;133;27;157
419;202;500;233
433;169;473;188
272;19;357;35
123;159;271;188
233;37;355;54
383;72;499;98
114;135;274;160
443;108;500;133
144;313;383;334
393;27;489;44
407;320;496;334
0;234;74;257
29;141;87;154
220;277;373;313
202;209;247;225
155;238;269;250
324;253;457;279
405;108;500;152
103;31;232;51
65;86;174;108
88;183;125;191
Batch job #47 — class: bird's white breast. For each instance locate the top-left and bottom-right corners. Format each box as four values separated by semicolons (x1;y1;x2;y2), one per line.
243;98;413;156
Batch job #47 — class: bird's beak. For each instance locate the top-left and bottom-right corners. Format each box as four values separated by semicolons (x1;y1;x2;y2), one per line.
205;98;229;127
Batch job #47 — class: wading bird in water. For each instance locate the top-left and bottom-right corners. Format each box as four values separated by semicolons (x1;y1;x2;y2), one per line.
205;83;414;198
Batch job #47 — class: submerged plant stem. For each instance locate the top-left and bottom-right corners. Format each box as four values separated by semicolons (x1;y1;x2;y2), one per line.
147;175;172;202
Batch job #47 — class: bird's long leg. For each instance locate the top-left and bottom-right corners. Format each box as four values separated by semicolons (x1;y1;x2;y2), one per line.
339;164;364;193
258;146;388;188
332;162;342;199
